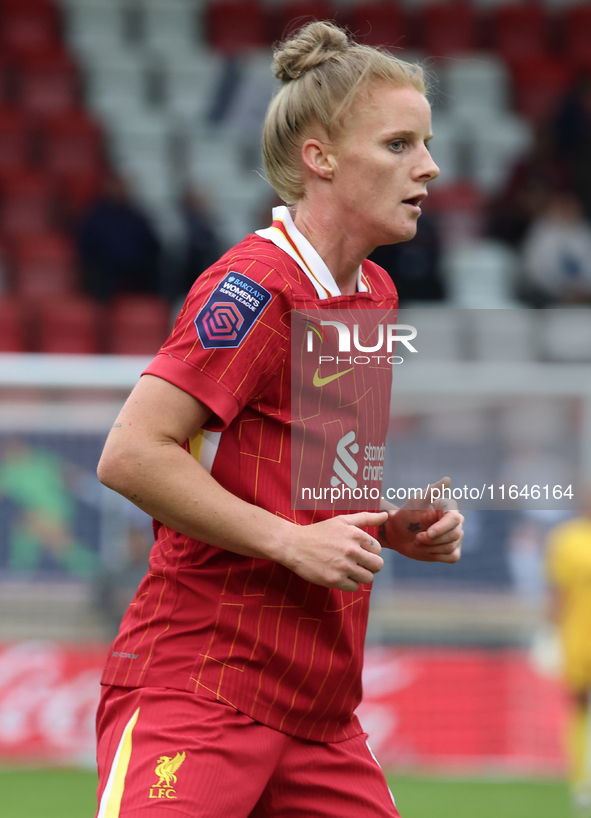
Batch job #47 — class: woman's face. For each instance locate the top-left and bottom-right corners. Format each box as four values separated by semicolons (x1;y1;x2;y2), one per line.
329;82;439;250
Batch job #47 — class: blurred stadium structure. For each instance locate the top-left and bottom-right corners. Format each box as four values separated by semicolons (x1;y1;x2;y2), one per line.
1;0;591;788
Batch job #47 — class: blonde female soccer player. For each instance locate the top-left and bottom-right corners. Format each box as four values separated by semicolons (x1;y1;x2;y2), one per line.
95;22;463;818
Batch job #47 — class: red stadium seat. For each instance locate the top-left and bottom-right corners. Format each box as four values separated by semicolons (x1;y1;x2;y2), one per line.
565;4;591;68
12;232;77;298
350;2;406;50
427;179;485;212
19;51;79;115
0;54;16;106
281;0;333;27
37;295;101;354
493;2;548;64
1;2;61;57
41;110;104;175
57;168;104;219
206;0;266;53
422;1;477;57
0;296;26;351
426;180;486;244
1;0;58;9
0;170;55;236
265;0;334;48
0;108;33;171
109;295;172;355
511;58;574;122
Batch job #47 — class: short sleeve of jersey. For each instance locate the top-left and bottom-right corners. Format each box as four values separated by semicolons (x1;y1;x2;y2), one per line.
144;255;292;431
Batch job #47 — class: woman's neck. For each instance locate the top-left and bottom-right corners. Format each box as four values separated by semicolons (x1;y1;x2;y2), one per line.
293;202;370;295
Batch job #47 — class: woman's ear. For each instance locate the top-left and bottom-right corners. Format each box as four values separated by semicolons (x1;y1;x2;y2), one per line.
301;138;336;180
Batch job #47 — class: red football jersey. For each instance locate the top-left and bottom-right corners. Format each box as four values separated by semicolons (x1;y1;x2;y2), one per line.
102;207;397;743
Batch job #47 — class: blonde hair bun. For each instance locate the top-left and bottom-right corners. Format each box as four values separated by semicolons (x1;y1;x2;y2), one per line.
273;21;349;83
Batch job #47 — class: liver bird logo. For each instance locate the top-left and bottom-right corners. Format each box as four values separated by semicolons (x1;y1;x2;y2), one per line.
154;752;186;787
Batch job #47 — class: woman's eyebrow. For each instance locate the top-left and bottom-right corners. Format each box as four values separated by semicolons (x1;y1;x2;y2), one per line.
384;129;433;142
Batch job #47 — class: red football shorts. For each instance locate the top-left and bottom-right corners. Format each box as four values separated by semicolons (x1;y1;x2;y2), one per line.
95;685;401;818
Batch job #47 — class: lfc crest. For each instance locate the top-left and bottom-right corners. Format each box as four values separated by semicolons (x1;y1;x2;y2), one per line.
149;751;186;800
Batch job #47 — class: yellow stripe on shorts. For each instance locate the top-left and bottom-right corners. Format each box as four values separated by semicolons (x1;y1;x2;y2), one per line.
97;707;140;818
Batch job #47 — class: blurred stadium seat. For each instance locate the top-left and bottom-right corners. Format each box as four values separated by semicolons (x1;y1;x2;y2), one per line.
109;294;171;355
0;295;26;351
1;0;62;57
83;51;151;118
493;2;548;64
106;111;175;204
510;57;573;122
0;170;56;236
12;231;77;298
445;238;518;307
143;0;204;56
279;0;334;35
469;112;533;193
422;1;478;57
350;1;406;50
164;50;222;124
564;3;591;70
0;108;33;172
41;109;104;175
36;293;101;353
64;0;127;55
19;51;80;115
206;0;266;53
442;55;509;119
57;166;103;216
425;115;464;185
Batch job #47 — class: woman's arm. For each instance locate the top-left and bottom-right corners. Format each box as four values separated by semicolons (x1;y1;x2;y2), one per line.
98;374;387;592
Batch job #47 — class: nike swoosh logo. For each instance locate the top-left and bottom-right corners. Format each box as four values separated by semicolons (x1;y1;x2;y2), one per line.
313;368;354;387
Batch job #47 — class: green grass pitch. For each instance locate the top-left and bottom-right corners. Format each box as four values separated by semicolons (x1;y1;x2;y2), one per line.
387;774;573;818
0;768;573;817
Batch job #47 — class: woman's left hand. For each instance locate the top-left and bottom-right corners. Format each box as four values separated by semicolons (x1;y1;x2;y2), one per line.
378;476;464;564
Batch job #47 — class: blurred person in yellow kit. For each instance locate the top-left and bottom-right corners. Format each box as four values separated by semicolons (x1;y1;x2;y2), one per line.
547;506;591;812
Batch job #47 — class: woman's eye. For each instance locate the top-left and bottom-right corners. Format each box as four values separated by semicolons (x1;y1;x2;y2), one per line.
390;140;405;152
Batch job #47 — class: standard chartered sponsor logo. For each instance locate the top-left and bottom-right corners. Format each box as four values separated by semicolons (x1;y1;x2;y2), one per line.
330;434;386;489
363;443;385;481
331;431;359;489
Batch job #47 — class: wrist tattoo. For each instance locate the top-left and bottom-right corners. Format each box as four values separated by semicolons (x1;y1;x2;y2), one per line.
407;522;421;533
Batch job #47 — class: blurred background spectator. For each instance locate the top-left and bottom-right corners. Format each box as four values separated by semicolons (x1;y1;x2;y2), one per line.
171;186;221;303
76;173;161;301
369;212;445;303
552;74;591;220
521;192;591;306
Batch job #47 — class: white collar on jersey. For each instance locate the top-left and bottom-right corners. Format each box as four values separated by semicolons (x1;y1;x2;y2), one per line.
255;205;368;300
